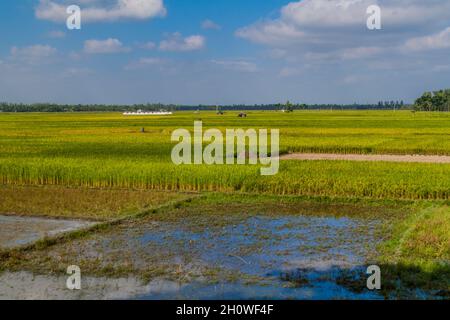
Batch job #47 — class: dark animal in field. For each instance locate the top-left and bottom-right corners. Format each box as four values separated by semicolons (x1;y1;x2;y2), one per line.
238;113;247;118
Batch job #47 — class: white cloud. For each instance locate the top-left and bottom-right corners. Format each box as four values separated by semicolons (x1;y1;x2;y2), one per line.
279;67;302;77
202;19;221;30
159;33;205;52
36;0;167;23
342;74;362;84
339;46;384;60
236;0;369;46
212;60;258;73
236;0;450;78
236;20;304;46
281;45;384;63
124;57;165;70
432;64;450;72
403;27;450;51
84;38;130;54
139;41;156;50
10;45;57;63
280;0;450;28
48;30;66;38
267;49;288;59
237;0;450;47
279;0;369;28
63;67;93;77
68;51;82;60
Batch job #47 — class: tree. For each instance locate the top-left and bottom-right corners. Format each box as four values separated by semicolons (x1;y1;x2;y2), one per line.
285;100;294;112
414;89;450;111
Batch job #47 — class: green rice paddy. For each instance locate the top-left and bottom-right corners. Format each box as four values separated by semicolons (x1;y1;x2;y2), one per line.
0;110;449;200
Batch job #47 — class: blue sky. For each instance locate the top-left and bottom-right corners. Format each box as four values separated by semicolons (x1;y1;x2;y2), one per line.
1;0;450;105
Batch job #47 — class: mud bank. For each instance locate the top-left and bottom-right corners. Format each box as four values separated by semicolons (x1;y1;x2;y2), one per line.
0;215;97;249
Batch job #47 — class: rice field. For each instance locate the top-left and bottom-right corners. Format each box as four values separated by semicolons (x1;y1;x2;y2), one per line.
0;110;449;200
0;110;449;299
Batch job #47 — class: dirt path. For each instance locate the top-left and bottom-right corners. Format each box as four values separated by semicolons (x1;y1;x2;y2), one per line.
280;153;450;163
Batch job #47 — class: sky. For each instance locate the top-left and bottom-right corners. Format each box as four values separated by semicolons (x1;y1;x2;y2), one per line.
0;0;449;105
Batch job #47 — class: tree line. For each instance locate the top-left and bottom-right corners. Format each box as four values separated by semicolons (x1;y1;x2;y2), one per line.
414;89;450;112
0;102;409;113
3;90;449;113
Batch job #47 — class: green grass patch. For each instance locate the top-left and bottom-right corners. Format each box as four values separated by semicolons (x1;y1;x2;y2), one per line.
378;204;450;297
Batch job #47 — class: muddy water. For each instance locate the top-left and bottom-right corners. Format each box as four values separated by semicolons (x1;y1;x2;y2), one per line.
0;214;384;299
0;215;97;249
134;216;382;299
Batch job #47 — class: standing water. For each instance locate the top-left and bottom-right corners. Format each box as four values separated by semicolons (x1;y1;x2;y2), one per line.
134;215;382;299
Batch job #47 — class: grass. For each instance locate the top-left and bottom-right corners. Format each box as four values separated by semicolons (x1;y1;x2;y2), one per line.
0;110;449;298
378;204;450;296
1;158;449;200
0;111;449;200
2;110;450;155
0;185;191;220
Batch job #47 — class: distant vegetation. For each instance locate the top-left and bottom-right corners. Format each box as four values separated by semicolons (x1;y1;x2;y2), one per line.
5;90;450;113
0;102;409;113
414;89;450;112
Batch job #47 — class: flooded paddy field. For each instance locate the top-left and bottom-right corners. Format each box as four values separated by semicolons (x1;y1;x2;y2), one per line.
131;215;382;300
0;194;447;300
0;215;97;249
1;214;381;299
